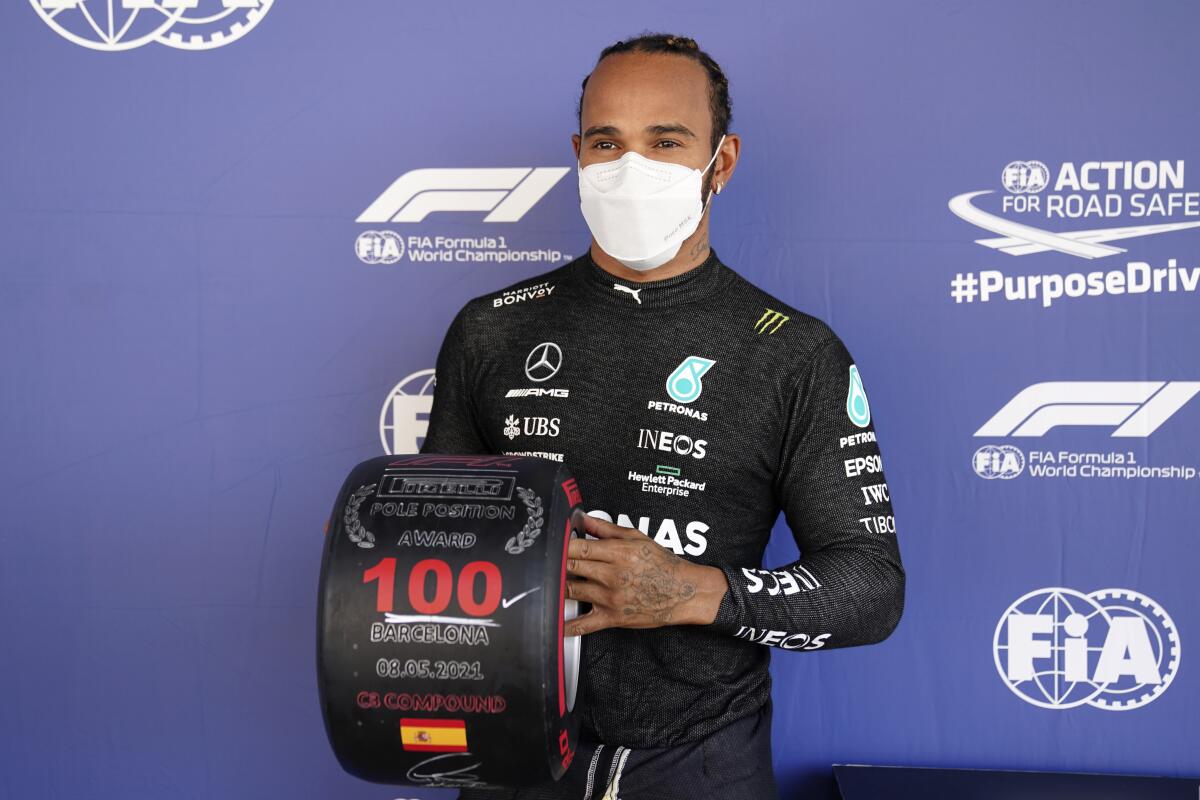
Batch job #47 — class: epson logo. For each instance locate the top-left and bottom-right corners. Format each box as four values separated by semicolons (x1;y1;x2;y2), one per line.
505;388;570;398
636;429;707;459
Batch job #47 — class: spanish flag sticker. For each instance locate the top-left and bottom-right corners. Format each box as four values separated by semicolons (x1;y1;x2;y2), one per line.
399;718;468;752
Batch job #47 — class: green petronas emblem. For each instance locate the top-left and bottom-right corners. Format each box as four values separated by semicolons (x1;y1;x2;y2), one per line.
666;355;715;404
846;364;870;428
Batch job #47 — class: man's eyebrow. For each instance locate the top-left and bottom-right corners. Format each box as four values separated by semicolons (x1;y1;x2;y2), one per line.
646;123;696;138
582;123;698;139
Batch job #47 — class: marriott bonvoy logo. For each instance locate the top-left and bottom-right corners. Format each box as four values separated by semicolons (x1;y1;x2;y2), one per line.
947;160;1200;308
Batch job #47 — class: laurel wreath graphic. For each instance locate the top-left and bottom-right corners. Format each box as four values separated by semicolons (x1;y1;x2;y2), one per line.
504;486;544;555
344;483;378;549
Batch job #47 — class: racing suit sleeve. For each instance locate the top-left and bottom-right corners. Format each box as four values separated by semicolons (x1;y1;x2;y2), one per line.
418;304;491;456
708;334;905;650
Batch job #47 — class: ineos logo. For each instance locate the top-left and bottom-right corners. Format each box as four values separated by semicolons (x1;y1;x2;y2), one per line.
524;342;563;383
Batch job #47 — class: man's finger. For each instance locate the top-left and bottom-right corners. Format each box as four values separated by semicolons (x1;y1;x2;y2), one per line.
566;556;613;584
582;513;646;540
568;536;623;563
565;577;608;606
564;606;612;638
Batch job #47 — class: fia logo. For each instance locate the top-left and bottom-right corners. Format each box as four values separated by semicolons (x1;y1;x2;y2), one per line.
31;0;273;51
379;369;436;455
994;587;1180;710
973;444;1025;479
666;356;715;404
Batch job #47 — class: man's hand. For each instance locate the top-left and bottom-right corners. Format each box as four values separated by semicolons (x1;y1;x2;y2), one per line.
563;514;729;637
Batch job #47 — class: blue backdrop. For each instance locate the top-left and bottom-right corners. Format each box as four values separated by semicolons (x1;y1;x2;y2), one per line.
2;2;1198;798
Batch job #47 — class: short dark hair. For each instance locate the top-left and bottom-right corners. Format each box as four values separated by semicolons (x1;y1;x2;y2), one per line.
577;32;733;156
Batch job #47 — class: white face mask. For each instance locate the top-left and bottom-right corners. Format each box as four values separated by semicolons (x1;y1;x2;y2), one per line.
577;133;726;271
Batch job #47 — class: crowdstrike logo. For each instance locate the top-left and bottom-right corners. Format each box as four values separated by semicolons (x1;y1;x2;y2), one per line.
994;587;1180;710
358;168;570;223
949;159;1200;259
31;0;273;51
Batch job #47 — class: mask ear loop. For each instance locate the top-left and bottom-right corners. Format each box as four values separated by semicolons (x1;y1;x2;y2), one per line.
700;133;727;213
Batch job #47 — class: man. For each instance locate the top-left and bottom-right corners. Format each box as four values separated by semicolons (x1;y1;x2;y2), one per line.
419;32;905;800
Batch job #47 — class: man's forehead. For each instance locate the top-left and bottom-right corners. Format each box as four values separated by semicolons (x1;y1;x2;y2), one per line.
581;52;710;129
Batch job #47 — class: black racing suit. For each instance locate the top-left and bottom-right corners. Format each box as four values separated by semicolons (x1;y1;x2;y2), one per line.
419;246;905;797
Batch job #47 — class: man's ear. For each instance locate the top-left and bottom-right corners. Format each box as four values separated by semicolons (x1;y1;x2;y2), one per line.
571;133;581;160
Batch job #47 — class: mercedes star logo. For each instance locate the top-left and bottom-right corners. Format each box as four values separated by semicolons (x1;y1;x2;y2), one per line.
524;342;563;382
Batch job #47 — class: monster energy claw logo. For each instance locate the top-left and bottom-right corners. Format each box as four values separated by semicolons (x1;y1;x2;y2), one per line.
847;364;870;427
754;308;789;334
666;356;715;404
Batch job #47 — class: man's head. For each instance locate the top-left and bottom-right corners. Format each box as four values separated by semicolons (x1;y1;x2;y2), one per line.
572;32;741;274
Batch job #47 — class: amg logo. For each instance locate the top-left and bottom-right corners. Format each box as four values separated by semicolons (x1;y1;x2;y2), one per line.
505;388;570;398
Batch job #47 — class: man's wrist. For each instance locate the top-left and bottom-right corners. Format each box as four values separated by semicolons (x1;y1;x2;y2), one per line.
679;563;730;625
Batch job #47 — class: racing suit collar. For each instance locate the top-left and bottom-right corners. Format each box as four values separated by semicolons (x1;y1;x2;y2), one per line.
576;245;730;309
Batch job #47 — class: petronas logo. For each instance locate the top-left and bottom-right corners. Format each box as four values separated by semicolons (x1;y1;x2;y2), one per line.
753;308;789;334
847;364;871;428
666;356;716;404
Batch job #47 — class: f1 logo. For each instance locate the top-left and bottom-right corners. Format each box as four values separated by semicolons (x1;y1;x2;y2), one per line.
975;381;1200;437
357;167;570;223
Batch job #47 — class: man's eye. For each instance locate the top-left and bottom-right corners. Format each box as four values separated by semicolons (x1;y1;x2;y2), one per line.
655;140;681;148
593;141;616;150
